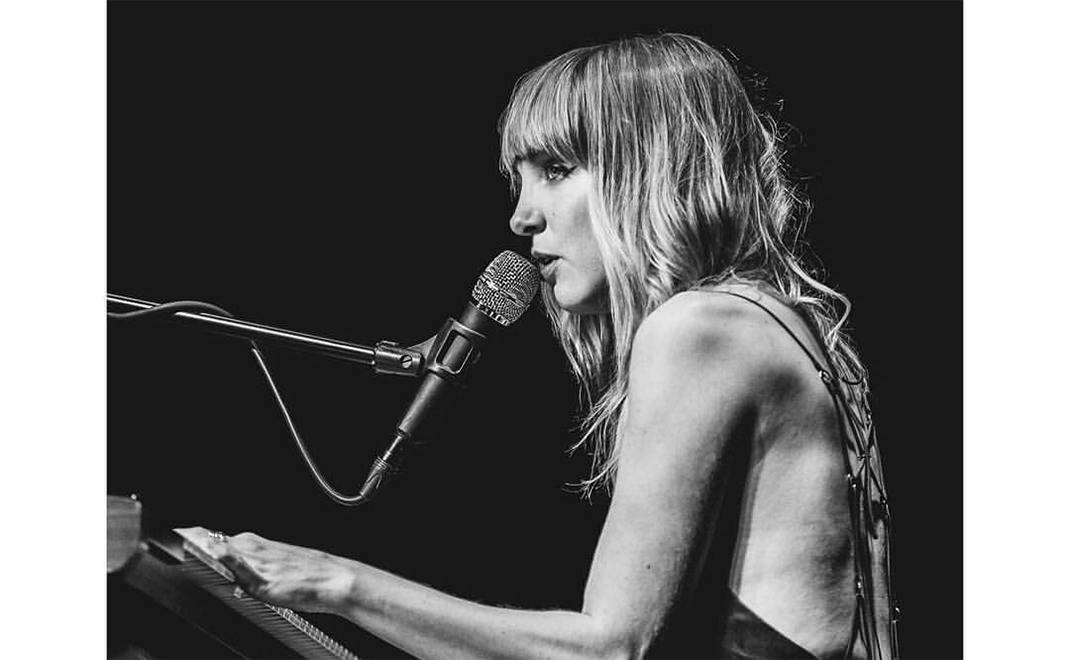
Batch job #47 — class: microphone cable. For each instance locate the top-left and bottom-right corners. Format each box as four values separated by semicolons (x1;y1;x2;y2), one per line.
109;300;377;505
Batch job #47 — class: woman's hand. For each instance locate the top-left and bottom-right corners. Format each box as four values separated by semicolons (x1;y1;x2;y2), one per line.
175;524;615;659
178;526;356;615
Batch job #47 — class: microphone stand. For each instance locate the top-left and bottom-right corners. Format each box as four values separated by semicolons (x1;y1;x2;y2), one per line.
108;292;433;505
107;293;427;377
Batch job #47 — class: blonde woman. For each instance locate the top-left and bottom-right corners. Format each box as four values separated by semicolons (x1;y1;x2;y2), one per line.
191;34;898;659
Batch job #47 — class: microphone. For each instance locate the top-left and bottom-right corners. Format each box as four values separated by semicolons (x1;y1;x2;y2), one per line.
358;250;541;499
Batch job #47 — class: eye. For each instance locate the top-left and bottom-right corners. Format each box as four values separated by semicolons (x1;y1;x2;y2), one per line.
543;161;575;182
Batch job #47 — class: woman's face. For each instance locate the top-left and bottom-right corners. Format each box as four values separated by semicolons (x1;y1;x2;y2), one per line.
510;155;609;314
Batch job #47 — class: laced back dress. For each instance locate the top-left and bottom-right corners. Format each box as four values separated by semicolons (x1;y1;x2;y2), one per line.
649;286;900;659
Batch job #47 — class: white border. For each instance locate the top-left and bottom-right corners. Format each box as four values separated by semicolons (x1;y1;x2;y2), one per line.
965;0;1068;656
0;0;106;655
4;0;1066;655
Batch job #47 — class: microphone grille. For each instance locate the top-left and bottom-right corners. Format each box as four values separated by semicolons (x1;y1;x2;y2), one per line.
471;250;540;326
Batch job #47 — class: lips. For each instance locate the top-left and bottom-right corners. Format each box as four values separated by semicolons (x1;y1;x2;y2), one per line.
538;257;558;280
531;252;559;280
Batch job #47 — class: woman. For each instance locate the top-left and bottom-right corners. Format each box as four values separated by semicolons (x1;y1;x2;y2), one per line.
188;33;898;659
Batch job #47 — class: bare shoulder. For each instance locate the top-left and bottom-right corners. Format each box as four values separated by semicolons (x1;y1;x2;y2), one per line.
625;290;784;433
611;289;799;516
632;288;788;375
618;285;826;500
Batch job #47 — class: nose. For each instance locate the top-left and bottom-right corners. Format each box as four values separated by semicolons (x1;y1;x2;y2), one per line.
509;190;546;237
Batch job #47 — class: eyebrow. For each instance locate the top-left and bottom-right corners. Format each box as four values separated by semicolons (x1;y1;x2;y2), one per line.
513;150;557;168
513;150;542;164
509;152;542;177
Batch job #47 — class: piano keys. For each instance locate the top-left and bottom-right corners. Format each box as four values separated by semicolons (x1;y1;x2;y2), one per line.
112;528;360;660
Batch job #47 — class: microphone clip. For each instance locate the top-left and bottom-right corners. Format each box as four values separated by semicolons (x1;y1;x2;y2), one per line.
421;317;488;384
372;341;425;377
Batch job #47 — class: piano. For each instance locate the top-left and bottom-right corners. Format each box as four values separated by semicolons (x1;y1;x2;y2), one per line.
108;495;361;659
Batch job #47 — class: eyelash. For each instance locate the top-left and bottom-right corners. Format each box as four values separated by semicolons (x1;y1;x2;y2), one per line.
543;162;574;182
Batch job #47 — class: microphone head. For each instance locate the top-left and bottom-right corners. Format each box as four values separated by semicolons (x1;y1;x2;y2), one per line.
471;250;540;327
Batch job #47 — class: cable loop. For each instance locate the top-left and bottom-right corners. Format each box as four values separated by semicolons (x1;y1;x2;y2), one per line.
109;298;375;505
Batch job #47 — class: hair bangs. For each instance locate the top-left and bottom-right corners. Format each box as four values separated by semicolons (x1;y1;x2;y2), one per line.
499;52;591;192
496;34;867;500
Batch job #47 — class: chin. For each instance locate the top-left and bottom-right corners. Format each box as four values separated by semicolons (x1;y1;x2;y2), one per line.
552;283;609;315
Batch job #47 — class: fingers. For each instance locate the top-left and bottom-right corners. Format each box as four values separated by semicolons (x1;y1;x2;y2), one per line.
216;547;268;600
173;527;346;614
173;526;253;556
174;526;215;549
180;529;268;597
227;532;306;563
172;527;316;608
228;531;266;551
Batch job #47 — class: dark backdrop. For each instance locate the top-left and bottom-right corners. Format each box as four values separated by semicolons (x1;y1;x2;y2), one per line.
107;2;962;658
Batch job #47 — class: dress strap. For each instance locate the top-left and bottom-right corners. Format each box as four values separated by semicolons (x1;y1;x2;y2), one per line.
707;290;834;381
702;288;898;660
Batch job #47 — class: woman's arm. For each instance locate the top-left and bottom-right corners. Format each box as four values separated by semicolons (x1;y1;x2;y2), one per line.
206;291;766;660
578;291;763;655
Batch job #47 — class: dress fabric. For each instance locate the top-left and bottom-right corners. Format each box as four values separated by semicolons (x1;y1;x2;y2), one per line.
716;589;818;659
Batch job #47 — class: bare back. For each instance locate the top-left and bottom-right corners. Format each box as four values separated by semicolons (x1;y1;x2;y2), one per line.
690;283;893;659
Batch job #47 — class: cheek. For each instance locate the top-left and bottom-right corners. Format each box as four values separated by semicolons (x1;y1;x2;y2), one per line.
565;246;608;298
576;245;605;282
577;221;603;274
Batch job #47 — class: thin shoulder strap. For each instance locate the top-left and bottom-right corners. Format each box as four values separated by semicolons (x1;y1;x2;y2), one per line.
710;290;833;380
708;288;899;660
708;289;851;454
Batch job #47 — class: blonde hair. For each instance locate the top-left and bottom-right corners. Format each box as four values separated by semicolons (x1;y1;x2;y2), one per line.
499;33;867;496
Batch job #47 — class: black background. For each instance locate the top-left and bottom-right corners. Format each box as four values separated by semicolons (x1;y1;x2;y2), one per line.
108;2;962;658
